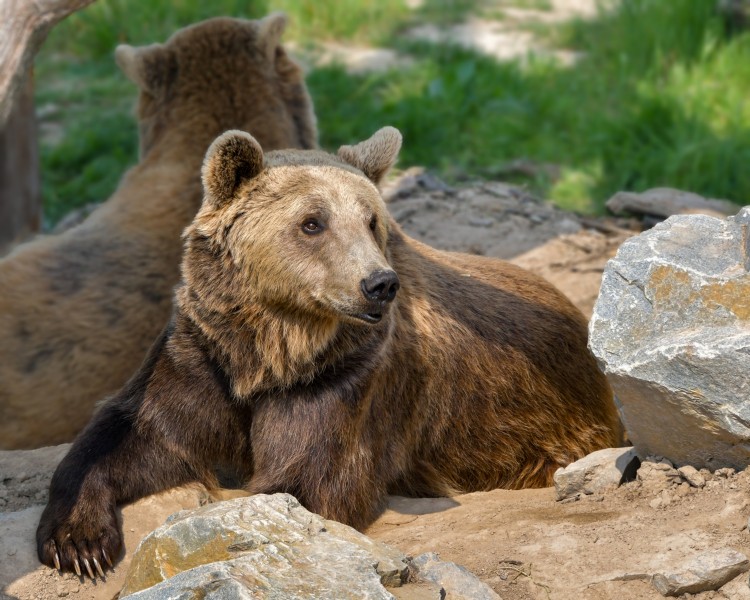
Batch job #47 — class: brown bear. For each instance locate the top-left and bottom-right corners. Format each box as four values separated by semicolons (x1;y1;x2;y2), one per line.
0;14;316;449
37;127;619;579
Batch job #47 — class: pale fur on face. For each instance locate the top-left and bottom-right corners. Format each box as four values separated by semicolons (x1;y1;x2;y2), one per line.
207;165;392;322
192;127;402;324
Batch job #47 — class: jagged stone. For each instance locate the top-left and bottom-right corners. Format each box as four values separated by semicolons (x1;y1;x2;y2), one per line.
120;494;410;599
651;548;749;596
589;211;750;469
409;552;501;600
677;465;706;488
553;447;640;500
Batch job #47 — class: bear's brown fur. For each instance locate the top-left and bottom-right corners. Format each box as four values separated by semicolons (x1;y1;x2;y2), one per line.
0;14;316;449
37;127;619;578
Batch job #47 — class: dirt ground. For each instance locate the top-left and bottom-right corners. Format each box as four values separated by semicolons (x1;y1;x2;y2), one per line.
369;467;750;600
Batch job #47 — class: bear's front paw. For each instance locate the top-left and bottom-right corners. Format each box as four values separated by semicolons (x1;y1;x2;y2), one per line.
36;502;122;580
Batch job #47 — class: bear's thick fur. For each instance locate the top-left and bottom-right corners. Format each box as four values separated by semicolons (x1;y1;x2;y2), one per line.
37;127;619;578
0;14;316;449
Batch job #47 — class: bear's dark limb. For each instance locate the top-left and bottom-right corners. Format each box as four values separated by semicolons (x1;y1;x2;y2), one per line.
36;322;242;578
35;400;202;578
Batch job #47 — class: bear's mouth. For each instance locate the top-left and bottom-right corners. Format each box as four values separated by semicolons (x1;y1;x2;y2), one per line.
353;311;383;324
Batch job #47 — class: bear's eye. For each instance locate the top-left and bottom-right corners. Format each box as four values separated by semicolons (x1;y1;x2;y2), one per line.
301;219;324;235
369;216;377;231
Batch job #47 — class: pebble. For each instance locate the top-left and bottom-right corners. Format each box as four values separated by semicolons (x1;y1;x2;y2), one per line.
715;468;736;479
678;465;706;488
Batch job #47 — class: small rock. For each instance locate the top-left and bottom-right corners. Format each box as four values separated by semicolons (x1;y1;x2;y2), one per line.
468;216;494;228
651;548;750;596
605;187;737;219
715;468;736;479
637;460;682;488
409;552;501;600
678;466;706;488
554;447;640;501
557;217;582;235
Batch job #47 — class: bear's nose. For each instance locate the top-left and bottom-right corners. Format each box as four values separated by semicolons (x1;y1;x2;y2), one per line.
361;270;400;303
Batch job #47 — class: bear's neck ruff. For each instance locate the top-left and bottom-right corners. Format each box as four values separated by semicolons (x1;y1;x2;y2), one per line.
174;283;391;399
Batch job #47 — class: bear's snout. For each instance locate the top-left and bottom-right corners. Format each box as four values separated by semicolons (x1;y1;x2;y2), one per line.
361;270;400;304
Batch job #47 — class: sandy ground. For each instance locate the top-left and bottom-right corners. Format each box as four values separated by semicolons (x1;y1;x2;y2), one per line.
368;468;750;600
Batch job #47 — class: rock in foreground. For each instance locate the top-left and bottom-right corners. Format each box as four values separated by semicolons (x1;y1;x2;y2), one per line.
651;548;749;596
553;447;640;501
589;210;750;469
121;493;491;600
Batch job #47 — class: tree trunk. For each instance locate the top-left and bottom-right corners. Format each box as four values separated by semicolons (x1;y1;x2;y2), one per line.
0;0;97;252
0;0;97;126
0;74;41;255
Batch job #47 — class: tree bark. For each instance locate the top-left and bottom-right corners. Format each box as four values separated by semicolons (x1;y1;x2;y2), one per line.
0;0;97;252
0;74;41;255
0;0;97;126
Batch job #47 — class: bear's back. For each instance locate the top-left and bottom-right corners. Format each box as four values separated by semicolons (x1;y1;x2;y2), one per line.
381;225;617;493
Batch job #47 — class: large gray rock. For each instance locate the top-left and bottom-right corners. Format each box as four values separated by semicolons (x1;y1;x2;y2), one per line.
120;494;408;599
589;210;750;469
651;548;750;596
120;494;495;600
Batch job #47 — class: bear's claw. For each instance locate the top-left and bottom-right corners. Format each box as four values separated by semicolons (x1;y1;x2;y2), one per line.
93;557;105;578
82;557;94;579
38;501;122;580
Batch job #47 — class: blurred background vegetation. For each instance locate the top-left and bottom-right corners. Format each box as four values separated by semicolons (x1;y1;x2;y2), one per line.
35;0;750;224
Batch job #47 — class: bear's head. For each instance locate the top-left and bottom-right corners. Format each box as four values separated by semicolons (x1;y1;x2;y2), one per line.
183;127;403;331
114;13;316;158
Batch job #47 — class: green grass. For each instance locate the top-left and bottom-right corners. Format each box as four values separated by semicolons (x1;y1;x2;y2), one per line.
35;0;750;224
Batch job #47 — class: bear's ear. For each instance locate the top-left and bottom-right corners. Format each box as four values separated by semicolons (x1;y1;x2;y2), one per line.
337;127;402;186
115;43;177;96
201;130;265;208
257;12;287;62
